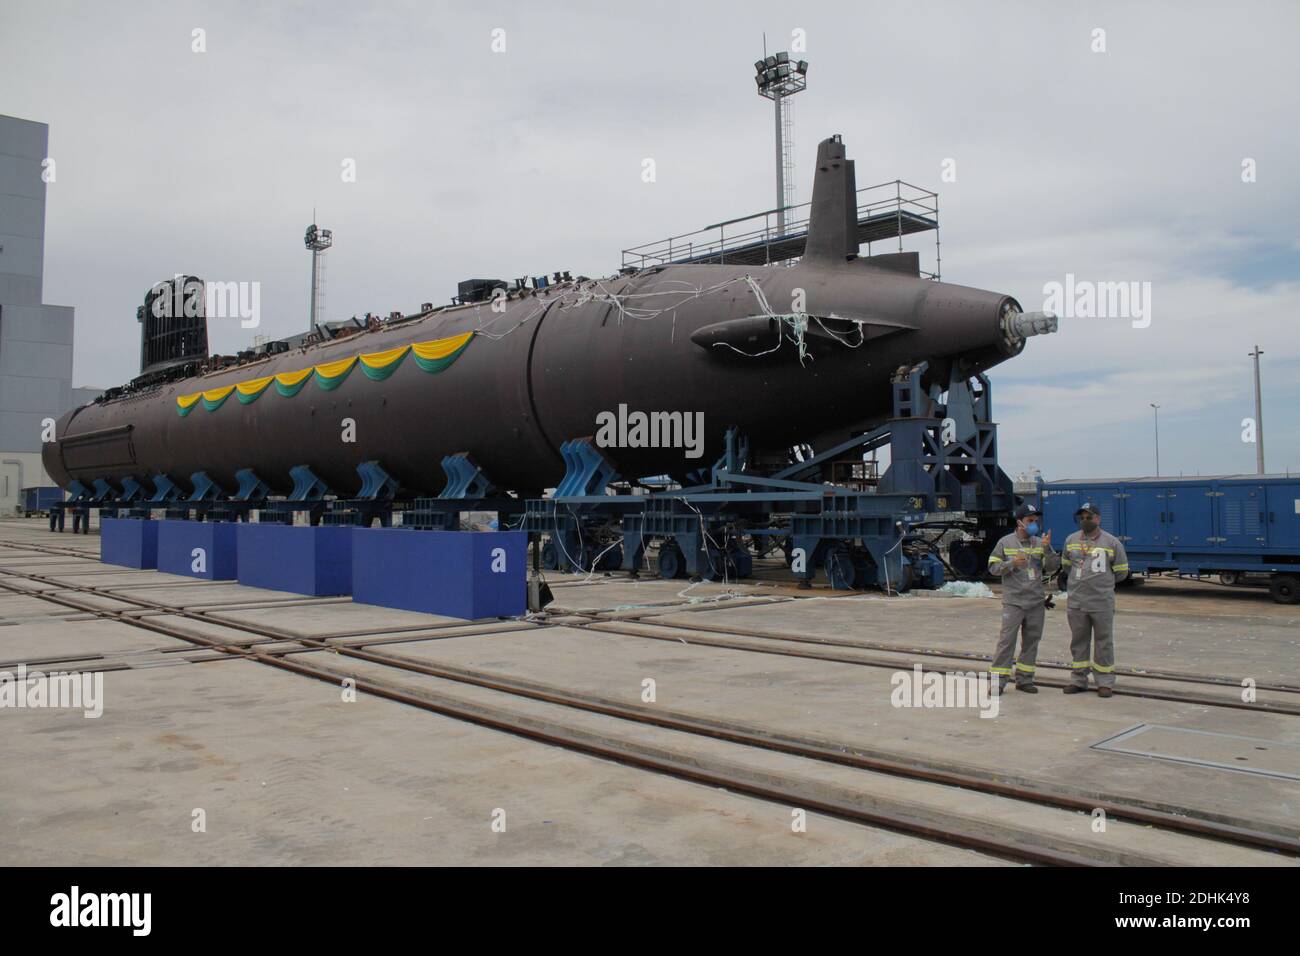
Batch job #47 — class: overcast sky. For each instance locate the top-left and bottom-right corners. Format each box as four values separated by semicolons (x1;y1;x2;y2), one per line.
3;0;1297;480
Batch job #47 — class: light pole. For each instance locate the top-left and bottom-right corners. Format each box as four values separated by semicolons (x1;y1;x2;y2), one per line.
753;52;808;237
305;222;333;333
1150;403;1161;476
1249;345;1265;474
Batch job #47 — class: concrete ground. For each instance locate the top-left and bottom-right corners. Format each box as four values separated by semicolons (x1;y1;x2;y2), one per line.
0;518;1295;866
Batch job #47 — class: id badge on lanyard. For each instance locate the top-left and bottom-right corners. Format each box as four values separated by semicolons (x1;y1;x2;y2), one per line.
1077;534;1098;579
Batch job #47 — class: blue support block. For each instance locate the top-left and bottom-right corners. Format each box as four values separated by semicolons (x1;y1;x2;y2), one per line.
156;519;239;580
439;453;495;499
100;518;159;569
352;529;526;620
187;470;225;502
91;478;116;501
119;476;147;502
356;460;398;500
233;468;270;501
149;474;182;504
554;438;620;497
288;464;329;501
236;524;353;596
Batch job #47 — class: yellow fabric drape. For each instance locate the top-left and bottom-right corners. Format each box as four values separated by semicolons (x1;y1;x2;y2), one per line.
274;368;314;388
411;331;474;361
313;356;358;379
358;345;411;370
235;376;274;396
175;331;475;413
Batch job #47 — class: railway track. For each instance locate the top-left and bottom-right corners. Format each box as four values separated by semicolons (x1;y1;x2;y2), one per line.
8;557;1298;714
9;535;1296;703
0;553;1295;865
569;614;1300;714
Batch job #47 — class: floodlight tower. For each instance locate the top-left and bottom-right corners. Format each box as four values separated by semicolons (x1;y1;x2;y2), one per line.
304;222;333;332
753;52;808;237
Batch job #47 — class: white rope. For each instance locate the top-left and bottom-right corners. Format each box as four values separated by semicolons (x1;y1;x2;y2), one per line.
463;273;827;368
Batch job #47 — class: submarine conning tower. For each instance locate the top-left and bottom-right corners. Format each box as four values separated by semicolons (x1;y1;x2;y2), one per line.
138;276;209;378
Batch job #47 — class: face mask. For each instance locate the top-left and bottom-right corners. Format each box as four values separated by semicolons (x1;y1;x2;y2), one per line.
1079;517;1098;532
1025;521;1040;536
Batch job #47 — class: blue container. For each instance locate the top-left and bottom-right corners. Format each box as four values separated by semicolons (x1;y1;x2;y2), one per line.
100;517;159;569
156;519;239;580
237;523;353;596
1040;474;1300;578
22;486;64;514
352;529;526;619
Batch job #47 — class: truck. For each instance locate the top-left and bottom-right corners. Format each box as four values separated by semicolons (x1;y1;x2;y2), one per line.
1038;474;1300;604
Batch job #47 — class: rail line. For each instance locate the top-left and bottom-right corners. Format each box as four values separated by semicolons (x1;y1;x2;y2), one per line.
0;561;1294;862
578;598;1300;694
568;614;1300;714
9;558;1298;713
8;535;1296;699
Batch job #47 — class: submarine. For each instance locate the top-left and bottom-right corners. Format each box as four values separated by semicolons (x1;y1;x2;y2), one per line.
43;135;1057;500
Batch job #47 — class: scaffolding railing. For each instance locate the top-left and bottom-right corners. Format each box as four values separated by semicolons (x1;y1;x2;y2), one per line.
621;179;941;277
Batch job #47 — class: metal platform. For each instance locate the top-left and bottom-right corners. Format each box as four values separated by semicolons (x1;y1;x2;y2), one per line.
622;179;940;274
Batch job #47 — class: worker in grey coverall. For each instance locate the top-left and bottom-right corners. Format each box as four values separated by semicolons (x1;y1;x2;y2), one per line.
987;503;1059;693
1062;501;1130;698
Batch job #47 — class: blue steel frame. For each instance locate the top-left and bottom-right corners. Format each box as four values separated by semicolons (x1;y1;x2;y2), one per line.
523;362;1017;590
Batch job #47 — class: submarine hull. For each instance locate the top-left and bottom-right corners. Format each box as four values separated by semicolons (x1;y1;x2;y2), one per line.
44;263;1022;497
43;135;1047;498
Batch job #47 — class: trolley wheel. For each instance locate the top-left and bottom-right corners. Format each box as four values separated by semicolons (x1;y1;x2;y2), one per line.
948;541;983;580
891;560;913;594
728;544;753;579
826;543;857;590
1269;574;1300;605
540;539;560;572
657;541;686;580
1218;571;1241;587
701;544;738;582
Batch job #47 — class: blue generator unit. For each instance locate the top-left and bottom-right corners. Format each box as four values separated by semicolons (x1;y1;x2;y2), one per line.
21;486;64;516
1039;474;1300;603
